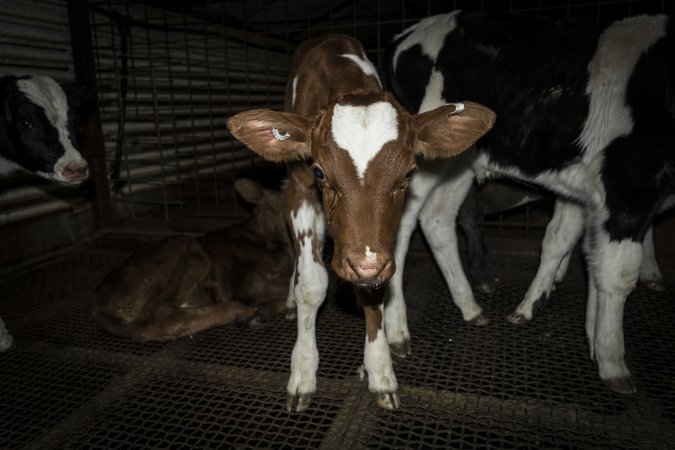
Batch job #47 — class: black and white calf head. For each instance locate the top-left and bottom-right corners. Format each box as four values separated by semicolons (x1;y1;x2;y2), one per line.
0;75;88;184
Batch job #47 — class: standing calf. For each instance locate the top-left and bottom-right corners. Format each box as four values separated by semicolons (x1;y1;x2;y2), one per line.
227;34;495;411
90;179;293;341
385;11;675;394
0;75;89;351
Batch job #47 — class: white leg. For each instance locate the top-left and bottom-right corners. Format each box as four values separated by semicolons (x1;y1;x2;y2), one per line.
418;160;486;324
285;266;298;319
508;199;584;324
385;159;456;356
583;229;598;359
286;200;329;413
0;316;13;351
359;288;399;410
588;229;640;394
639;226;664;291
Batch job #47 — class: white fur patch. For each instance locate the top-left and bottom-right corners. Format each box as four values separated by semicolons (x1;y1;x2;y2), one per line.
576;15;667;159
331;101;398;180
392;11;461;71
340;52;382;87
16;76;86;182
291;76;298;108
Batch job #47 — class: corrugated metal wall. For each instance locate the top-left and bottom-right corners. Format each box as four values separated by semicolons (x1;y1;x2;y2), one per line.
0;0;89;226
89;1;290;231
0;0;97;268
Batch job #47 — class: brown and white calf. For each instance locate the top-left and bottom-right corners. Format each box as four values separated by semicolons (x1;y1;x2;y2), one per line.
227;34;495;412
90;179;293;341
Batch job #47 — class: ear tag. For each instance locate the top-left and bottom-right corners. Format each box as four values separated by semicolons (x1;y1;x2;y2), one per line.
272;128;291;140
449;103;465;114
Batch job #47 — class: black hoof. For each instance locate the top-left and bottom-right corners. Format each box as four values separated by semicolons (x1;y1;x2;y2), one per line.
603;376;637;395
506;312;529;325
286;393;313;413
374;391;400;410
468;312;489;327
389;340;412;358
642;279;666;292
0;334;14;352
475;282;496;294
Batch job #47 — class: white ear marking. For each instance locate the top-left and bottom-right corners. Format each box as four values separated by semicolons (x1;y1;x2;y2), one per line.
272;128;291;140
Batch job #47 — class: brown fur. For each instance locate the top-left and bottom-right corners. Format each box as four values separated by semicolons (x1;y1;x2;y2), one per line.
89;179;293;342
227;34;496;285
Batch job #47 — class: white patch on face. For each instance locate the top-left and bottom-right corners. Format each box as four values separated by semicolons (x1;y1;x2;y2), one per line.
576;15;667;158
365;245;376;259
340;52;382;87
331;101;398;180
291;76;298;108
392;10;462;71
16;76;87;182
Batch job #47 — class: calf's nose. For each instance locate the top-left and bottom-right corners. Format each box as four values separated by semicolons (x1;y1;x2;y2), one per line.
62;162;89;181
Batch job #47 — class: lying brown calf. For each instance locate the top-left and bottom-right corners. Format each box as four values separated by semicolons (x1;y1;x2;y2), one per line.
90;178;293;341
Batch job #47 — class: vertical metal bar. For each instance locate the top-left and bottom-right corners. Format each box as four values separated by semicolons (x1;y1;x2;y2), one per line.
181;0;202;218
66;0;112;229
201;4;220;220
142;2;170;221
161;5;183;218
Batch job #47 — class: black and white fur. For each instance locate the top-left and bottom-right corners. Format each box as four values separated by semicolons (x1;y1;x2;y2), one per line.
383;11;675;394
0;75;88;183
0;75;89;351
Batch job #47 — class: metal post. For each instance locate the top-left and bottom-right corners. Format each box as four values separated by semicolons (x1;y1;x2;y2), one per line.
66;0;112;229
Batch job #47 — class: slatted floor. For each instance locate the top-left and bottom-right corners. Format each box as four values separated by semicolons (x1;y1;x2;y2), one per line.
1;231;674;449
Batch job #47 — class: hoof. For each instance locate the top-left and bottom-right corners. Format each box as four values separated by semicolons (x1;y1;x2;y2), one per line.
389;340;412;358
286;393;313;413
506;312;529;325
285;306;297;321
475;282;496;294
468;312;489;327
642;279;666;292
374;391;400;410
603;376;637;395
0;334;14;352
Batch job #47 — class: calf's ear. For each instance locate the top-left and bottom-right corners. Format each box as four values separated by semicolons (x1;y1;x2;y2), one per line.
411;101;496;159
227;109;311;162
234;178;264;204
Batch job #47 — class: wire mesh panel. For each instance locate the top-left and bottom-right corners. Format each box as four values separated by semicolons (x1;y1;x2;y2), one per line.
86;0;672;236
89;1;290;230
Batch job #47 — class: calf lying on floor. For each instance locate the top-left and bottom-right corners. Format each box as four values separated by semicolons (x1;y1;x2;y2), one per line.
90;179;293;341
0;75;90;351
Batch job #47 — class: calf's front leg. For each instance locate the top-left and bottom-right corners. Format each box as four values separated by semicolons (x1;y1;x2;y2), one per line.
0;316;13;351
358;286;400;410
286;201;328;413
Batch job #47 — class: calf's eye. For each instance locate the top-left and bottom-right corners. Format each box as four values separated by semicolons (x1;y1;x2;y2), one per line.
18;118;33;129
313;166;325;180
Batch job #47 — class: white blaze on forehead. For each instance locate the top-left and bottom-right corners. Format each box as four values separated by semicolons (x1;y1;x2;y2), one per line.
331;101;398;180
340;53;382;87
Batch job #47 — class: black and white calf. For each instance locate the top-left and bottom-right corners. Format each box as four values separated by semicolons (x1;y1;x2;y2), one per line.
0;75;89;183
384;11;675;394
0;75;89;351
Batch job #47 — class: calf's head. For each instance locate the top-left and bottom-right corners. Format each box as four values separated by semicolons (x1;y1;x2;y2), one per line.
227;92;495;285
0;75;89;184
